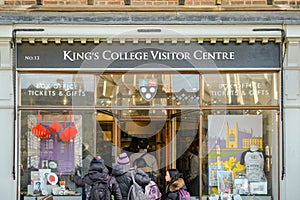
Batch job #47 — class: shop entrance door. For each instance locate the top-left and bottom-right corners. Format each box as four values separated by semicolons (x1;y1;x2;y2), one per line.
96;108;200;195
95;73;200;193
96;108;169;184
173;110;200;197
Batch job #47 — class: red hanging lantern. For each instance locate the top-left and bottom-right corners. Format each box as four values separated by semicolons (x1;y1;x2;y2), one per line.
64;126;78;138
59;111;77;142
32;110;51;139
59;130;70;142
32;125;51;138
49;122;62;133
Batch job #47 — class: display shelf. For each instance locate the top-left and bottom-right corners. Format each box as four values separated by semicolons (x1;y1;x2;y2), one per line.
201;195;272;200
240;197;271;200
24;195;82;200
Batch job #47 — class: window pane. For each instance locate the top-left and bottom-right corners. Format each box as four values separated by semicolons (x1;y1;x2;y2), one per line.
20;74;95;106
203;73;278;106
96;74;199;107
201;110;278;199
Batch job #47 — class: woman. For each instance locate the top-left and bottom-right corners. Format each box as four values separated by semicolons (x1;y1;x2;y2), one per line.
164;169;188;200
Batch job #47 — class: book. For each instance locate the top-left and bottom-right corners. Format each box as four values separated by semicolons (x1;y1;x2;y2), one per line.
217;171;233;194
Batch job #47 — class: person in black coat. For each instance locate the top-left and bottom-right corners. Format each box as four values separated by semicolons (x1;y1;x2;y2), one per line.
134;168;151;191
133;157;156;183
112;152;151;200
112;153;132;200
164;169;187;200
74;156;122;200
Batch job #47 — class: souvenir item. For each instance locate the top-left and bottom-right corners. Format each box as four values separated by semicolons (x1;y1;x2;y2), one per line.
47;173;58;185
48;160;58;172
233;177;249;194
249;181;267;194
217;171;233;194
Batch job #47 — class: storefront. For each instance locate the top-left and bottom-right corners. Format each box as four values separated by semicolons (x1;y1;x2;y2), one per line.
16;33;281;200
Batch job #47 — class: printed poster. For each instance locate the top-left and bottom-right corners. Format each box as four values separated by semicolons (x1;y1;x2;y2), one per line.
207;115;262;190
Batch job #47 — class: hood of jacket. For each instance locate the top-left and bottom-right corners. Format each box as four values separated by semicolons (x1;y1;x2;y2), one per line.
169;178;186;192
134;168;151;187
112;163;131;176
89;162;109;174
86;171;110;183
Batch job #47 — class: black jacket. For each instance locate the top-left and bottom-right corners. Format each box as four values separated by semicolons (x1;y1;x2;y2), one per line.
111;165;151;200
74;159;122;200
112;164;132;200
134;168;151;190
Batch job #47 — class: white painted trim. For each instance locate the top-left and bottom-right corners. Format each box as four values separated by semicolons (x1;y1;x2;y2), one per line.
9;24;283;40
16;68;280;72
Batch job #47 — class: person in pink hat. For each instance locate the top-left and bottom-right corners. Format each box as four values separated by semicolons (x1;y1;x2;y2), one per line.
112;153;132;200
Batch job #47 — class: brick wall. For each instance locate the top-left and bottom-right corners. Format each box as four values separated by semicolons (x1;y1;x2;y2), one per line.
3;0;299;7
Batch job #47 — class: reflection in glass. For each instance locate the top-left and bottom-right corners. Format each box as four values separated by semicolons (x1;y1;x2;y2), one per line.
96;74;199;107
203;73;278;106
175;110;200;196
20;74;95;106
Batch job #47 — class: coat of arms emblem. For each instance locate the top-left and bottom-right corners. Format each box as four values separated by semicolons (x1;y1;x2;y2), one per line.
139;79;158;101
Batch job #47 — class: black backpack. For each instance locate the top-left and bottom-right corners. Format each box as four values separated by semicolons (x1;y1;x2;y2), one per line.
88;177;112;200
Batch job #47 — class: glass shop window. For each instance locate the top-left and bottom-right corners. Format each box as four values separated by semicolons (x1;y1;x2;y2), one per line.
19;110;96;198
96;73;200;108
202;73;278;106
201;110;278;200
20;74;95;106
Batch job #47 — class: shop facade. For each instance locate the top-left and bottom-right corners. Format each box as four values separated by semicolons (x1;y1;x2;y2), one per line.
0;12;300;200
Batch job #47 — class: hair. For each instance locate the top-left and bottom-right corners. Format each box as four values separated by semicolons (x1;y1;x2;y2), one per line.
138;138;149;149
167;169;180;182
133;157;148;168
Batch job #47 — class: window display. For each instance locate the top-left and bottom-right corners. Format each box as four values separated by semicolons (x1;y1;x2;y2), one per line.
27;111;82;174
20;110;95;199
24;111;82;197
202;110;277;199
207;114;263;186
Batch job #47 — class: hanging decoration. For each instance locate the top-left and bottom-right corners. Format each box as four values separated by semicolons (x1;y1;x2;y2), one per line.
48;121;63;133
59;111;78;142
32;110;51;139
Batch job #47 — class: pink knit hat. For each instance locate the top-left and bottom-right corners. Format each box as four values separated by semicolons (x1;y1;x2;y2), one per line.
117;153;130;165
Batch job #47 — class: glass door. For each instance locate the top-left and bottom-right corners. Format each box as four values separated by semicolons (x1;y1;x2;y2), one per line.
174;109;200;198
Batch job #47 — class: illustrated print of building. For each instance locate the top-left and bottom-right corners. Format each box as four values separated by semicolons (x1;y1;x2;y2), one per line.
226;122;262;149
